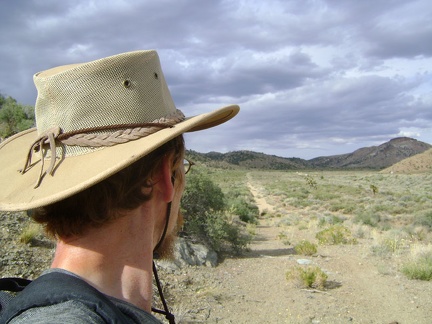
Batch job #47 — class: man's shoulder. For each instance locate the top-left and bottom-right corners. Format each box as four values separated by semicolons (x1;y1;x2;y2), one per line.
9;300;105;323
9;299;161;324
2;270;161;324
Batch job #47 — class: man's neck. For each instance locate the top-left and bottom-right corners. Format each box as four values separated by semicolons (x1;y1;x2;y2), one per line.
51;208;155;311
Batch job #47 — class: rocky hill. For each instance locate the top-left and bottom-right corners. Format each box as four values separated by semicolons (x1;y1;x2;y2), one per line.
309;137;432;169
187;150;309;170
188;137;432;170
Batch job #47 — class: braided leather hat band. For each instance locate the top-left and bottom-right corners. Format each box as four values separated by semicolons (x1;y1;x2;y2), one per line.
21;109;186;188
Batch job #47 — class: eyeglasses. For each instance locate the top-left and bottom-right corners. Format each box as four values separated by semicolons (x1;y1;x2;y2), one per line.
184;158;195;175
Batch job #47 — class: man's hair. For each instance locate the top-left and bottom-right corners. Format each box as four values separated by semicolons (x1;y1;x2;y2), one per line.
32;135;185;238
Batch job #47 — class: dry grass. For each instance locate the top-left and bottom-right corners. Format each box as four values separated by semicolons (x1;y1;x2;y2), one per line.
286;265;328;290
19;223;42;244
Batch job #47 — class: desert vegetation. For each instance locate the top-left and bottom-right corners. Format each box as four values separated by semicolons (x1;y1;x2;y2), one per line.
181;169;257;254
195;166;432;282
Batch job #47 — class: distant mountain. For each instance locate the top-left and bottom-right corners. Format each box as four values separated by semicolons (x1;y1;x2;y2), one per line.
309;137;432;169
187;150;309;170
187;137;432;170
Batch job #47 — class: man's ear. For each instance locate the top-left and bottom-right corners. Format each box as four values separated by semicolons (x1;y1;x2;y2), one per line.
160;155;175;202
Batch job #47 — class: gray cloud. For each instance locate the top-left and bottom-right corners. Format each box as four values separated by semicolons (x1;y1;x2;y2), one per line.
1;0;431;159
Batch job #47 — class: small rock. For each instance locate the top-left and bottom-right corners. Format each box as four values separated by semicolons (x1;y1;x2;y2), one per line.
175;238;218;267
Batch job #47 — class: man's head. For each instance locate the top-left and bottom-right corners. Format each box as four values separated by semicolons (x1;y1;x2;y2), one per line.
33;135;185;239
0;50;239;243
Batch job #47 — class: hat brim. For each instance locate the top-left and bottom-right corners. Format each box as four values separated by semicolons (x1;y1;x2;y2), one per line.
0;105;239;211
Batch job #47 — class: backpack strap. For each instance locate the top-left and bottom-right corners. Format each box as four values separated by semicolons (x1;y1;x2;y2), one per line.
0;277;33;315
1;272;130;324
0;278;32;293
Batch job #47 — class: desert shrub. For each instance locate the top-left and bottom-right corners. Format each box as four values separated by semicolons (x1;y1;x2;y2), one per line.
182;171;225;217
401;251;432;281
354;211;381;227
370;184;379;195
416;210;432;228
246;223;257;236
290;198;313;208
181;171;250;254
372;230;410;258
294;240;317;256
305;175;317;189
316;225;357;245
230;197;259;224
317;214;343;227
204;211;251;254
371;239;402;258
353;224;370;239
275;217;291;227
318;217;327;228
286;266;328;289
405;226;430;242
322;214;345;225
328;202;356;214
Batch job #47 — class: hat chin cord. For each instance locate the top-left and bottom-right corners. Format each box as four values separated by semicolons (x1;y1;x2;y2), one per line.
152;201;176;324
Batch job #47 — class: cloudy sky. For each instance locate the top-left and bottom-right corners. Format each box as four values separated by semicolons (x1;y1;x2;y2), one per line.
1;0;431;159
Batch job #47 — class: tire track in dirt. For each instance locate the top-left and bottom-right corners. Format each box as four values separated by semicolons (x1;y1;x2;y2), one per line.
203;175;298;322
247;173;275;215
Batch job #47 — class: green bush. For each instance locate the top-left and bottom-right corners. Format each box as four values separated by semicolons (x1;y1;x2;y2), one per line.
416;210;432;228
316;225;357;245
230;197;259;224
181;171;250;254
294;240;318;256
182;171;225;218
370;184;379;195
305;175;317;189
0;95;35;138
202;211;251;254
354;211;381;227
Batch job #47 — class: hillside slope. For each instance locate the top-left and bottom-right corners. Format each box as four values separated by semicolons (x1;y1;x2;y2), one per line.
188;137;432;170
381;148;432;173
187;150;309;170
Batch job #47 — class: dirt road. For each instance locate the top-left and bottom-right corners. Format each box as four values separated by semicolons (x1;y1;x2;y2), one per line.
164;181;432;323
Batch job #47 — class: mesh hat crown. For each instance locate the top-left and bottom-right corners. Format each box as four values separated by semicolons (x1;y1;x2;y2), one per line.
0;50;239;210
34;50;181;157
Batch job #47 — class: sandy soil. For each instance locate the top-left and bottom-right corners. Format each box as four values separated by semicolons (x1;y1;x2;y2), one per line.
159;181;432;324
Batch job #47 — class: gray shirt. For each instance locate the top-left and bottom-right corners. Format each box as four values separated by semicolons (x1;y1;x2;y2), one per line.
8;269;162;324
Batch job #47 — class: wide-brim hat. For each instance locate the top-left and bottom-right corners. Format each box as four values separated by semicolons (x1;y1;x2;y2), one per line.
0;50;239;211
